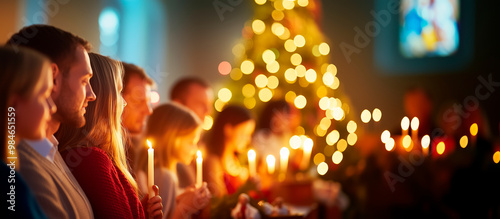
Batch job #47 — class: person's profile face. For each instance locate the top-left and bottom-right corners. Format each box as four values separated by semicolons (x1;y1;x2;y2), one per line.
226;120;255;153
53;46;96;128
122;75;152;134
174;128;201;164
183;84;213;121
15;63;57;140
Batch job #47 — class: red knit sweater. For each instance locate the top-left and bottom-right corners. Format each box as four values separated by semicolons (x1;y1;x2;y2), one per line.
61;147;145;219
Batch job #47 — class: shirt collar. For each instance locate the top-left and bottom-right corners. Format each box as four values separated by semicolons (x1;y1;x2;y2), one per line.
24;138;56;163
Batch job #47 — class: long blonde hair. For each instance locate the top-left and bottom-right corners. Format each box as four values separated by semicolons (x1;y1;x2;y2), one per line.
137;103;201;173
0;46;49;160
56;53;137;191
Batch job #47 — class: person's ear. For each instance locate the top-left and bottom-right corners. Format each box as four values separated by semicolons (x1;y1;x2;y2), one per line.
50;63;62;94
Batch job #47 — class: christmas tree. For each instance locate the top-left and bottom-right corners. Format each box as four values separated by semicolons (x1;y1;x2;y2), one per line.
215;0;361;179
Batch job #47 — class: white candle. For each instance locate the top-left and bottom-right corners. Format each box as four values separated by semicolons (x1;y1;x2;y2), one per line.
421;135;430;156
196;150;203;188
280;147;289;176
147;140;154;198
401;116;410;137
411;117;419;147
247;149;256;178
266;155;275;174
301;138;313;170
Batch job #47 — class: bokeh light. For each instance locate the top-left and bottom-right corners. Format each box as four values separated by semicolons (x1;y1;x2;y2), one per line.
218;61;231;75
294;95;307;109
317;162;328;175
305;69;317;83
347;120;357;133
150;90;160;104
289;135;302;149
494;151;500;164
381;130;391;143
337;139;347;152
401;116;410;131
470;123;478;136
252;19;266;34
385;138;395;151
347;133;357;145
262;49;276;63
402;135;412;149
241;60;255;74
284;68;297;83
218;88;232;102
255;74;268;88
313;153;325;165
290;53;302;66
411;117;419;130
202;115;213;130
255;0;266;5
294;35;306;47
436;142;445;155
421;135;430;149
284;39;297;52
361;109;371;123
267;76;279;89
266;61;280;73
259;88;273;102
460;135;468;148
326;130;340;146
318;42;330;55
332;151;343;164
372;108;382;122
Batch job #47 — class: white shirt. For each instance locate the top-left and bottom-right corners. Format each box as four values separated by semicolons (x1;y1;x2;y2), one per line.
24;137;57;163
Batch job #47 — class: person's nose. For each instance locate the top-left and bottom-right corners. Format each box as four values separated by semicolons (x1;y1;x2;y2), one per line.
87;83;96;102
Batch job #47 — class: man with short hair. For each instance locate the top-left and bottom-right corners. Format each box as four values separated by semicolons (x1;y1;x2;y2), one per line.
7;24;95;219
170;77;213;188
121;62;154;171
170;77;213;122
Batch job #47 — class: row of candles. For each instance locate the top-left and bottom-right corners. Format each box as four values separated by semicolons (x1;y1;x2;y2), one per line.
381;116;479;155
146;140;206;197
145;140;310;196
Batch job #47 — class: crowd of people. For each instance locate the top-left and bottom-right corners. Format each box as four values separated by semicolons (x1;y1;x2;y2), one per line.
2;24;500;219
0;24;265;219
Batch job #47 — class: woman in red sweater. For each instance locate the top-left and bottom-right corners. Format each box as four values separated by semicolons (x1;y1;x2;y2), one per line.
56;53;163;218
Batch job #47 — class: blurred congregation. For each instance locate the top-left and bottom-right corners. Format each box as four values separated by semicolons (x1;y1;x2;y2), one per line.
1;0;500;219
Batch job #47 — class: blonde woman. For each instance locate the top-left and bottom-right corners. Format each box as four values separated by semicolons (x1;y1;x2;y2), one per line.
136;103;211;219
56;53;162;218
1;46;56;218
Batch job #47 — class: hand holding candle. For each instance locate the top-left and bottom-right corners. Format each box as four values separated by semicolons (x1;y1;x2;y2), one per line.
196;150;203;188
147;140;154;198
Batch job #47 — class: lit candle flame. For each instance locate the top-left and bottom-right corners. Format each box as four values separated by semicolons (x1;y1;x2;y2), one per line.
411;117;419;131
401;117;410;131
147;139;152;149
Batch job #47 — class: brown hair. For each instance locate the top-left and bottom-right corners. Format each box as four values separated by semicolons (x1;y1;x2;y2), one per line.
136;103;201;173
56;53;137;190
0;46;49;160
6;25;91;77
170;77;210;102
122;62;155;93
206;105;253;157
